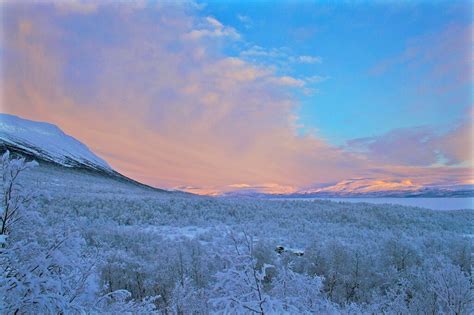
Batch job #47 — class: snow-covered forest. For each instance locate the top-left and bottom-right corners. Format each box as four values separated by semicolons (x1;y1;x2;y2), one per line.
1;152;473;314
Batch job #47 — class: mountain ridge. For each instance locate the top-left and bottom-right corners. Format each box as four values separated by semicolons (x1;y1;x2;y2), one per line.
0;113;167;192
222;179;474;198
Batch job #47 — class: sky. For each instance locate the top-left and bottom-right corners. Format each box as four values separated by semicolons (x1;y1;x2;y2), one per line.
1;0;473;195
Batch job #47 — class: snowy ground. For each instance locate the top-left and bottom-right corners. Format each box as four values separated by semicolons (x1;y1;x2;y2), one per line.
5;161;473;314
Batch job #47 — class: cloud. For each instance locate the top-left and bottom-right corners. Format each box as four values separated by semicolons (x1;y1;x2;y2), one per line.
293;55;322;64
346;113;473;167
437;108;473;165
54;0;99;15
240;45;290;59
184;16;240;40
239;46;325;90
1;2;366;193
305;75;328;84
346;127;440;166
228;183;252;188
237;14;252;29
240;45;322;65
272;76;306;87
1;2;471;194
369;23;472;95
226;183;296;195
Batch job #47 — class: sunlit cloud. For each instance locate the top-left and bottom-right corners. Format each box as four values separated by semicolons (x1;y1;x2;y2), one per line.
1;1;472;195
346;112;473;167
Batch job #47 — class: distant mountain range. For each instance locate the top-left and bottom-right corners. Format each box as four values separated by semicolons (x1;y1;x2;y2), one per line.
1;114;472;198
284;187;474;198
223;186;474;198
221;178;474;198
290;178;474;198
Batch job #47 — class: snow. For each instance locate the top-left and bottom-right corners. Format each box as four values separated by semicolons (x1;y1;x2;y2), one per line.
136;225;214;241
0;234;7;244
302;178;422;194
0;114;111;172
275;197;474;210
2;130;473;314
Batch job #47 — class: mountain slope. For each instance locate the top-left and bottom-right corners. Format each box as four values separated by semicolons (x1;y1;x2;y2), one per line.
0;113;112;173
0;113;171;193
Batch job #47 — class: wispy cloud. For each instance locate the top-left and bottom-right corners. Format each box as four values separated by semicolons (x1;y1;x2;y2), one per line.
239;45;325;92
241;45;322;64
292;55;322;64
369;23;472;95
305;75;329;84
184;16;240;40
240;45;290;59
237;14;252;29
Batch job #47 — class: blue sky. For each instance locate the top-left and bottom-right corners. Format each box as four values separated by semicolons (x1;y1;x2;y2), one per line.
202;0;472;143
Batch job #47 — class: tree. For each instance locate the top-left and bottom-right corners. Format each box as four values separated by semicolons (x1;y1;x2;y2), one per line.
270;265;335;313
0;151;158;313
428;262;473;315
0;151;38;237
209;232;274;314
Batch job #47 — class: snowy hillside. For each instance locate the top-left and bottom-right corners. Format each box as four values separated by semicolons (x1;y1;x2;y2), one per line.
0;114;112;173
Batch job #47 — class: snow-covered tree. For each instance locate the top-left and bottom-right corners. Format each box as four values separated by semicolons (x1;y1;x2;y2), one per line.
0;151;93;313
209;233;275;313
428;262;473;315
0;151;38;237
1;148;472;313
0;151;159;313
270;265;336;313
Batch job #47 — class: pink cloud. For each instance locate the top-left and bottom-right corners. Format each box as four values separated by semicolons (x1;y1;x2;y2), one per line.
1;2;472;194
346;109;473;168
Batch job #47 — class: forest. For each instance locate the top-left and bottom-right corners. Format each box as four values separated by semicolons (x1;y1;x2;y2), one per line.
1;152;473;314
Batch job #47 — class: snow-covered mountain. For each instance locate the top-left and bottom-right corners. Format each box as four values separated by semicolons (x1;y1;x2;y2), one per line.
299;178;422;195
290;178;474;198
0;113;113;173
225;179;474;198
